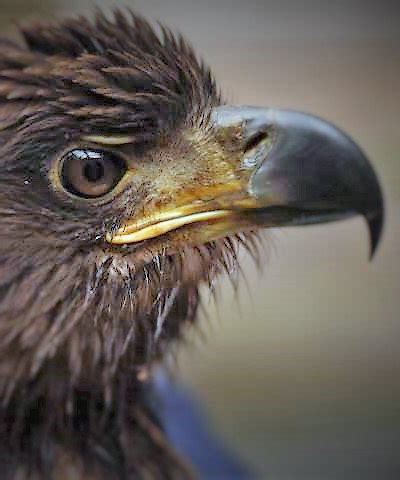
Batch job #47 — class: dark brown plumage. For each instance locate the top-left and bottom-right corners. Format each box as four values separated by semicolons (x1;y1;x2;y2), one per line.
0;8;384;480
0;11;227;479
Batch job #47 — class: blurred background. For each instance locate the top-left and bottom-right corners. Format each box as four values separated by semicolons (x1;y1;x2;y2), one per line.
1;1;399;478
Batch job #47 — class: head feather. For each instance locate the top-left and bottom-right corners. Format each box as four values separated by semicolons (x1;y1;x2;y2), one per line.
0;10;219;144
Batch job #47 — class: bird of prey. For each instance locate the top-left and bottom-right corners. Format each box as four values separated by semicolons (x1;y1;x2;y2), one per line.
0;9;384;480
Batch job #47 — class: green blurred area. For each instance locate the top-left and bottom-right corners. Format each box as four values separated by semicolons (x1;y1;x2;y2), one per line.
1;1;399;478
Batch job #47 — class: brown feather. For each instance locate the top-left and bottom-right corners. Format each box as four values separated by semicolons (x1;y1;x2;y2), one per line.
0;9;251;479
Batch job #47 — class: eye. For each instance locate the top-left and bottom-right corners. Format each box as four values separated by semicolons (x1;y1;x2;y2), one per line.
60;149;127;199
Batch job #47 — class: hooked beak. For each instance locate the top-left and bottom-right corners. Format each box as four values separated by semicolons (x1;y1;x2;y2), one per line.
213;106;384;258
108;106;384;259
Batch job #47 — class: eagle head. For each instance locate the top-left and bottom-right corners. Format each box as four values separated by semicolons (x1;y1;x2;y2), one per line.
0;11;383;404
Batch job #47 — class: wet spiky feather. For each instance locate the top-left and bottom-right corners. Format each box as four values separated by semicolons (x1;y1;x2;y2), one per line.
0;11;218;142
0;10;257;479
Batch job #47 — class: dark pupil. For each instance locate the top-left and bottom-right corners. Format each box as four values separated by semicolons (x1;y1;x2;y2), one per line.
84;160;105;182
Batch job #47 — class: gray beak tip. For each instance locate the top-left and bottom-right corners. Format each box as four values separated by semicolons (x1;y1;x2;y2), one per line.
365;204;384;260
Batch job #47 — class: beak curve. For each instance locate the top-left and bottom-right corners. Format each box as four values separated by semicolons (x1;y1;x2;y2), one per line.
214;106;385;258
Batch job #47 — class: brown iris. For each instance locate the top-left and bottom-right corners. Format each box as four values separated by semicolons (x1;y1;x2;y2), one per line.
60;149;127;198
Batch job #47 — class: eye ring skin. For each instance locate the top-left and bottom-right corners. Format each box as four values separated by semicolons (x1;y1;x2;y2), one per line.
49;144;137;206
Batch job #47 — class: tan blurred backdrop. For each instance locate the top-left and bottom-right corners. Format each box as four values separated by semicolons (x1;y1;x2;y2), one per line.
1;1;399;478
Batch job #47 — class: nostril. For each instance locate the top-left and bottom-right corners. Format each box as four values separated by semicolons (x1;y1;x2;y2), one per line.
244;131;269;153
